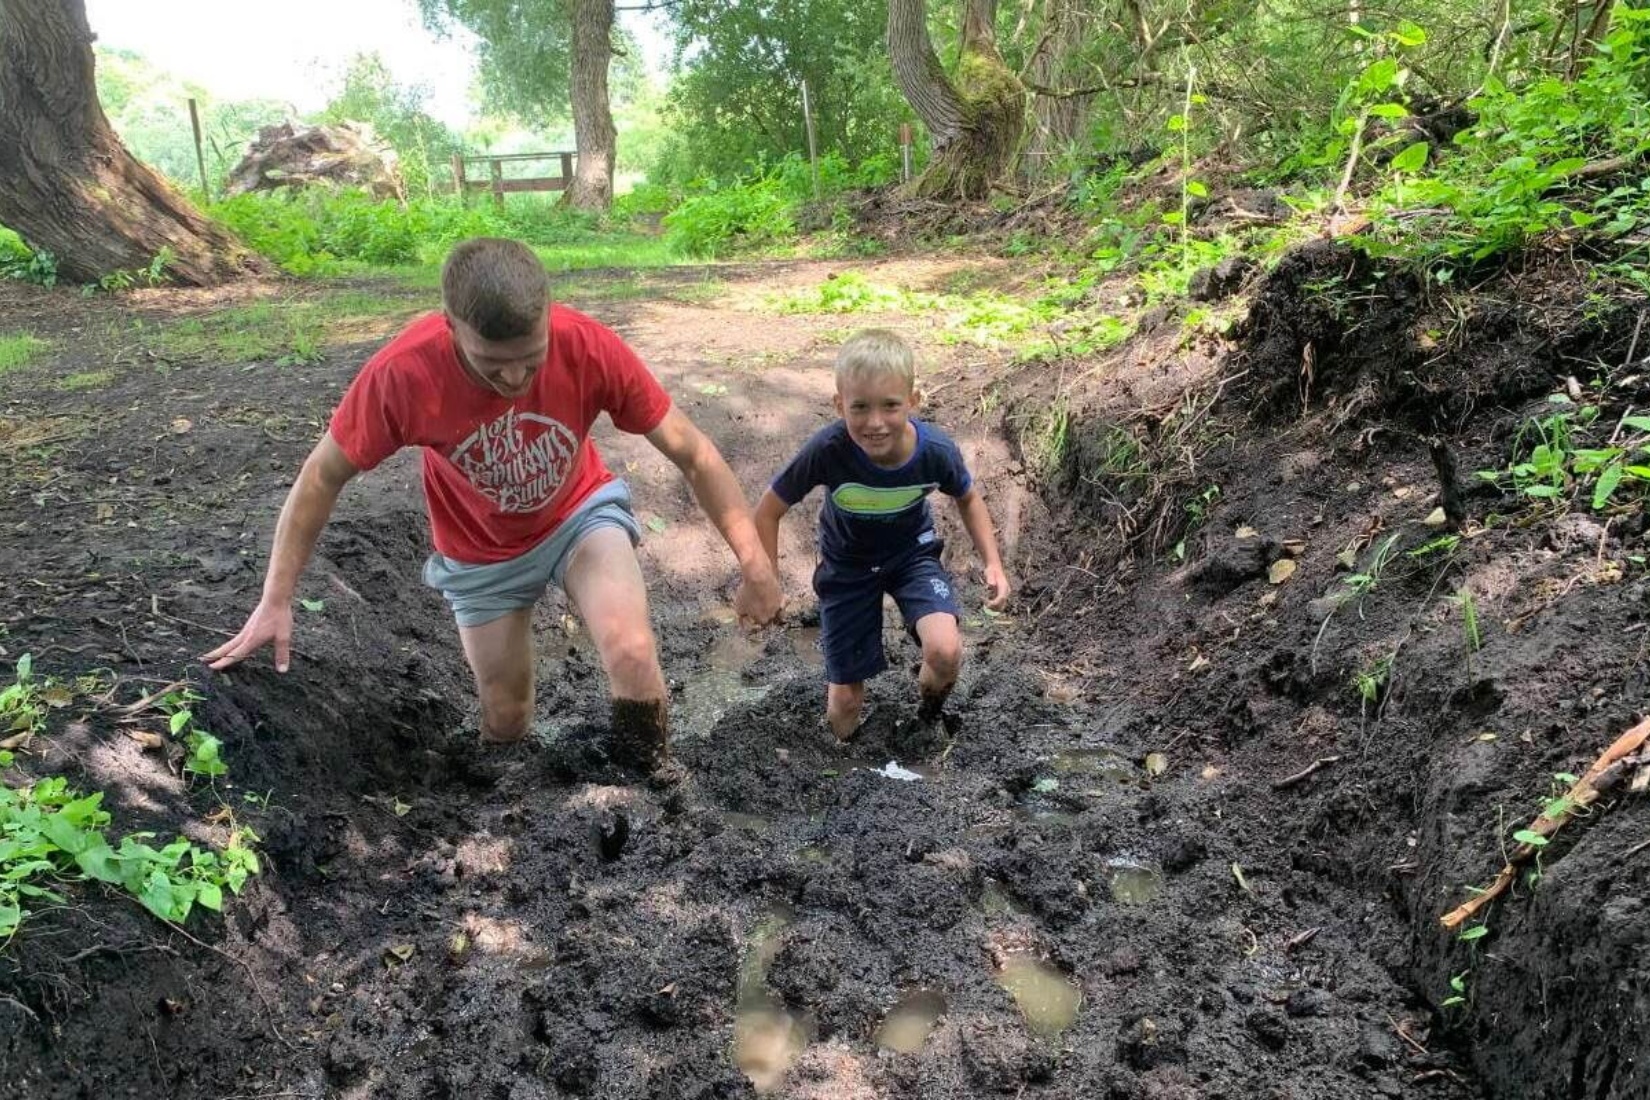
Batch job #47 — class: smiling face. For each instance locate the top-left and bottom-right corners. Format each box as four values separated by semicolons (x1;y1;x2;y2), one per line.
449;314;549;398
834;371;920;466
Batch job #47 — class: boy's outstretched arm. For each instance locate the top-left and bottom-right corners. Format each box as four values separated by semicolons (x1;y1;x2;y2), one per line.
953;489;1011;610
754;488;790;574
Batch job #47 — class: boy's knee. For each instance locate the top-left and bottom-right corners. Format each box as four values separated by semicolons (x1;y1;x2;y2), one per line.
924;635;963;680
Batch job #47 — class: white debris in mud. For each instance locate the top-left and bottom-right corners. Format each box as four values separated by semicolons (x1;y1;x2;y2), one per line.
875;761;923;782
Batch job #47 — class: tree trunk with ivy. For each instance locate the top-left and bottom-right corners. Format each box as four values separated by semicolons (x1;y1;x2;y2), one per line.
564;0;616;210
888;0;1026;200
0;0;267;286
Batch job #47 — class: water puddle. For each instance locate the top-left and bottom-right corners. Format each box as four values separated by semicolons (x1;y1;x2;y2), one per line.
875;989;947;1054
996;955;1081;1038
1050;748;1135;783
735;903;809;1093
1105;859;1163;906
789;626;824;668
720;811;772;833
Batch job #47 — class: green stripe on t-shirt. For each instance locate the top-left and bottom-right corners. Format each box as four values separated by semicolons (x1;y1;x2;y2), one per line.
831;481;936;515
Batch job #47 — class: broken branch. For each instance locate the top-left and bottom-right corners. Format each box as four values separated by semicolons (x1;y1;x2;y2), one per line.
1272;755;1342;789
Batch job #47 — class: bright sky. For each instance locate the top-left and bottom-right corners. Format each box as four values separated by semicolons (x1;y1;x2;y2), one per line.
84;0;672;127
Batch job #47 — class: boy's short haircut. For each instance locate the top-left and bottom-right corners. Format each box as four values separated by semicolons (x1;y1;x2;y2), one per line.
441;237;550;340
835;328;915;390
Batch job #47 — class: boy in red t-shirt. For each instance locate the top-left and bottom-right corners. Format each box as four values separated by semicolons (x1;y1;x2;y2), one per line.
205;238;781;774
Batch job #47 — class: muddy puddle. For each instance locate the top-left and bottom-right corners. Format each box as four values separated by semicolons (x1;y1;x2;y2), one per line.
734;903;811;1092
996;955;1082;1038
875;989;948;1054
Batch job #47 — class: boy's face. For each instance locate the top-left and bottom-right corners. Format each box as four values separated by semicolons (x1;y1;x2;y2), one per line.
835;372;919;463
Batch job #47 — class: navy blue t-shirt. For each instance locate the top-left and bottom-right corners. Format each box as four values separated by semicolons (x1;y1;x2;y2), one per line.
770;420;973;565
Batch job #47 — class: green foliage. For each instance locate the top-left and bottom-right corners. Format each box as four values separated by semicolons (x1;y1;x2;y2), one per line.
662;153;888;256
1352;653;1394;704
0;776;260;939
95;47;290;191
1362;10;1650;273
210;189;664;275
0;236;58;289
1476;396;1650;511
0;332;48;374
319;53;464;199
655;0;909;186
0;655;47;736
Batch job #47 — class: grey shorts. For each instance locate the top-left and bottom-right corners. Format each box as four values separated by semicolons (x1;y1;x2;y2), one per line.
422;479;642;628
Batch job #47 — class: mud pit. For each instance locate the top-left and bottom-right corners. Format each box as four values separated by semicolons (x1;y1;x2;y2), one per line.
2;251;1647;1098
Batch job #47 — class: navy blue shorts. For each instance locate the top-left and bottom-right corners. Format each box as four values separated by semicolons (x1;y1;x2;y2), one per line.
814;542;961;685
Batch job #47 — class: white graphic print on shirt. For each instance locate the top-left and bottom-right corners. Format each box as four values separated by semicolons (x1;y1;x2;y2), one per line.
449;407;579;513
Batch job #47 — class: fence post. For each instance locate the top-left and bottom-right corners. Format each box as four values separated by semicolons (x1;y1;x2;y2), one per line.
560;151;574;192
489;158;505;209
452;154;467;203
187;98;210;199
800;79;822;202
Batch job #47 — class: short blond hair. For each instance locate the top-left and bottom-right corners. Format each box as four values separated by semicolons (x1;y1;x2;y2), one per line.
835;329;915;390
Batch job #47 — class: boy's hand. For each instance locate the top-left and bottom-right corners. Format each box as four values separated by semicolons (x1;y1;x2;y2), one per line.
982;564;1011;611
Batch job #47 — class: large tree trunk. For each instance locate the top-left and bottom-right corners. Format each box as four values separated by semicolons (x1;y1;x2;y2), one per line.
1022;0;1096;180
564;0;616;211
888;0;1026;201
0;0;266;286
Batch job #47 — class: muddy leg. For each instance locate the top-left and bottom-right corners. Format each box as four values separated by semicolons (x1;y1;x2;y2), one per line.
457;608;535;743
914;612;962;723
564;527;671;771
826;681;865;741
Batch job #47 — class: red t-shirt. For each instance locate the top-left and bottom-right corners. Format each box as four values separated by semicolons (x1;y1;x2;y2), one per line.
329;305;672;564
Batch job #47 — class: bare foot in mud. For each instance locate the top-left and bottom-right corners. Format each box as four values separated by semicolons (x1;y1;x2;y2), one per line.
610;698;670;773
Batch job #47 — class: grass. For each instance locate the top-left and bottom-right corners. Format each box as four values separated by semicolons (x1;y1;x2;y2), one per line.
137;291;423;366
56;370;115;392
0;332;47;372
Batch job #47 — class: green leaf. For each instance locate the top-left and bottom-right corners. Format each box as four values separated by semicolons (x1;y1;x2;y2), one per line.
1391;22;1428;47
1390;142;1430;173
1458;925;1489;941
16;654;32;683
1166;113;1187;133
1620;416;1650;433
1513;829;1549;847
1357;58;1400;95
1160;211;1185;226
1186;180;1208;198
169;710;190;736
196;881;223;912
1593;462;1625;510
1570;210;1600;228
1368;103;1409;119
300;598;325;612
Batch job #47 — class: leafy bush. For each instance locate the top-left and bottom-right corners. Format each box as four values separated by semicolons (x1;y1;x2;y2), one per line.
661;152;889;257
211;189;621;274
1362;9;1650;274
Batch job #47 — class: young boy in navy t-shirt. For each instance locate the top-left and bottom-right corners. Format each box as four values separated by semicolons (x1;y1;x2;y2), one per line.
754;329;1011;739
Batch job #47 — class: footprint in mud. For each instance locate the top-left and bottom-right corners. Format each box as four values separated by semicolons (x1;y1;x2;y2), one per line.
875;989;948;1054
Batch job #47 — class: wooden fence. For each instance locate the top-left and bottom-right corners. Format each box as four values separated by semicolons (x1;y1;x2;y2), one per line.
451;151;578;207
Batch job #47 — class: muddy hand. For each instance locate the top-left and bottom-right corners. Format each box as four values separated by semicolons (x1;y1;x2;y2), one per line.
733;565;783;627
983;564;1011;611
203;598;294;672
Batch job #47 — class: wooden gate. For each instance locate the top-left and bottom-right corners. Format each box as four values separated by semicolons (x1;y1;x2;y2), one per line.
450;151;578;207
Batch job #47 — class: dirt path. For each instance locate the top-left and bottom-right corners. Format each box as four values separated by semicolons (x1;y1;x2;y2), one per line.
1;256;1492;1099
